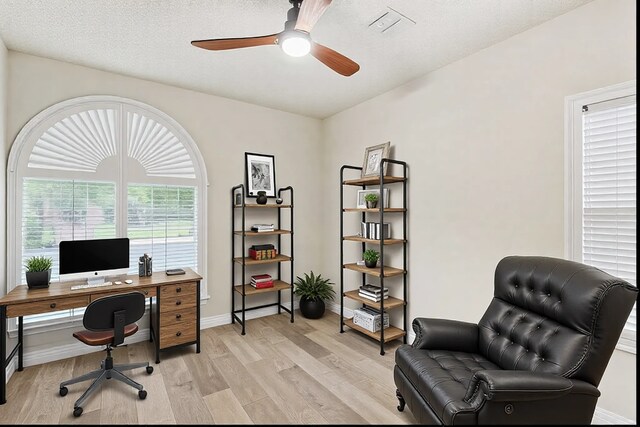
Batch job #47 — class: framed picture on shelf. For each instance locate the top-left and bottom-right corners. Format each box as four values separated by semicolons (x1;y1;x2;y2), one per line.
356;189;390;209
361;141;391;178
245;152;276;197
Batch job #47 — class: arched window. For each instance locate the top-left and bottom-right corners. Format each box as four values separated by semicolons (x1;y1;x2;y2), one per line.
8;96;208;325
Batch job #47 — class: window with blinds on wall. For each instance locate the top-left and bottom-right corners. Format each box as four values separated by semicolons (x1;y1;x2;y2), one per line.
582;95;636;347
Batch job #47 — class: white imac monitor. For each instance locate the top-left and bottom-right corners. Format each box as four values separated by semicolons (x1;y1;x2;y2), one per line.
59;238;130;284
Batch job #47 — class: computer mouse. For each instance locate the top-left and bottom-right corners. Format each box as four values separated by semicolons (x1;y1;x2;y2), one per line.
124;279;133;284
114;281;122;285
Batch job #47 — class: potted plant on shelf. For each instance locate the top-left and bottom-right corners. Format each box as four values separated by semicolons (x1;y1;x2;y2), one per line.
363;249;380;268
294;271;336;319
25;255;53;289
364;193;379;209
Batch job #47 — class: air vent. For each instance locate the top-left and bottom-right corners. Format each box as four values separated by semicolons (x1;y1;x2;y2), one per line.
368;7;416;34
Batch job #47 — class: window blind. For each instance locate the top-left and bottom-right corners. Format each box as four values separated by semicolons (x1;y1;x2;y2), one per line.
127;185;198;275
21;178;116;323
582;96;636;345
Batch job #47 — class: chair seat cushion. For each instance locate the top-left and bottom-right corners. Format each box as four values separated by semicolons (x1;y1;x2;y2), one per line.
73;323;139;346
395;345;500;423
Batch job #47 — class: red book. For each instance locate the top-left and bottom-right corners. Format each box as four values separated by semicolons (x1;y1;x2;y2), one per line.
252;280;274;289
251;274;272;281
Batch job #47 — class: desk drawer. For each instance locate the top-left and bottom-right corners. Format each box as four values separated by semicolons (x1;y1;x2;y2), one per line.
159;292;197;313
7;295;90;317
159;321;197;348
89;287;157;302
160;308;196;328
159;282;197;298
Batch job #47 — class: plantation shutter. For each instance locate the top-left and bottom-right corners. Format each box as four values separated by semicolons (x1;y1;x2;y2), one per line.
127;185;198;274
582;95;636;346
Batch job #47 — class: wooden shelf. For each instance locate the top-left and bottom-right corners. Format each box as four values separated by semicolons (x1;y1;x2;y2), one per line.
234;280;291;295
343;235;405;245
343;263;405;278
234;229;291;236
343;176;406;186
234;254;292;265
343;290;405;310
343;318;406;343
234;204;292;209
343;208;406;213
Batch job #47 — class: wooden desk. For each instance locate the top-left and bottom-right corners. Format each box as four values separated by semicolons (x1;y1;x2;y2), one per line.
0;268;202;404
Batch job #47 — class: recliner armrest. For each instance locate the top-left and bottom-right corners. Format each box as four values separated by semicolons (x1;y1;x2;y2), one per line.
464;370;578;403
411;318;479;352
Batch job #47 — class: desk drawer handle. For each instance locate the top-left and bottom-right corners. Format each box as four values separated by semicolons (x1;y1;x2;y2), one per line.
50;303;56;309
176;331;182;337
176;314;182;320
176;287;182;293
176;300;182;306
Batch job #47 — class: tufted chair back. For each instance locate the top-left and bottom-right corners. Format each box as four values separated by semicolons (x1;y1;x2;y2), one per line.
478;256;636;386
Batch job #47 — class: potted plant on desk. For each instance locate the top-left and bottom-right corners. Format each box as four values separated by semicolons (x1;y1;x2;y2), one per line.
25;255;53;289
294;271;336;319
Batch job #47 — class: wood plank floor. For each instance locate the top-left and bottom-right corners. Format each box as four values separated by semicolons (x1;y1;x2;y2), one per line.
0;311;417;424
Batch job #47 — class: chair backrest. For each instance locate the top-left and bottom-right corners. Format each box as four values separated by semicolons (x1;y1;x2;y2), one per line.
83;292;145;345
478;256;637;386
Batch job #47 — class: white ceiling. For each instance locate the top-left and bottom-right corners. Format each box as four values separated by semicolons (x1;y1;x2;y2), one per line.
0;0;592;118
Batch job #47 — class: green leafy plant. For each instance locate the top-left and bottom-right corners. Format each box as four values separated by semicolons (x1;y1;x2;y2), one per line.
364;193;379;202
363;249;380;263
24;255;53;273
294;271;336;301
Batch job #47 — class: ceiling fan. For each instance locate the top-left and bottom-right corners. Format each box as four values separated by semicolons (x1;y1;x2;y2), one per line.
191;0;360;77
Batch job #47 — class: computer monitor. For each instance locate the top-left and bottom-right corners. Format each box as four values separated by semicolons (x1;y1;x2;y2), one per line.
59;238;130;283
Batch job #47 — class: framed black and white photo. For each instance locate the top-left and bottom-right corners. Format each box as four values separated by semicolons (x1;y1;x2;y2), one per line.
245;152;276;197
361;141;391;178
356;189;390;209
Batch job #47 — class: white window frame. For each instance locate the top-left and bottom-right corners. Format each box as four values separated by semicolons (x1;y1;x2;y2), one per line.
7;96;209;334
564;80;636;354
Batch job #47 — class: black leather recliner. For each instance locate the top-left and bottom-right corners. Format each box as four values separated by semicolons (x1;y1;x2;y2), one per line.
394;256;637;425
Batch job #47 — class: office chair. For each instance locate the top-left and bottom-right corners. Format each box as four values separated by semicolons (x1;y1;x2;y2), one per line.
59;292;153;417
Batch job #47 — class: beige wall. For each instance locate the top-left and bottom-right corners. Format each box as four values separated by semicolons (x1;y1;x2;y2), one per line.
5;51;323;352
321;0;635;420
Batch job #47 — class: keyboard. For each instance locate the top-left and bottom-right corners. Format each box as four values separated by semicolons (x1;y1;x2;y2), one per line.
70;281;113;291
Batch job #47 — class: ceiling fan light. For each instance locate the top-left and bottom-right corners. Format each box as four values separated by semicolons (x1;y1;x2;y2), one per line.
281;34;311;57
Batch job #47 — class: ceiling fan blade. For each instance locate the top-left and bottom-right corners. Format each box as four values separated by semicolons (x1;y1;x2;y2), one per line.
311;42;360;76
295;0;332;33
191;34;279;51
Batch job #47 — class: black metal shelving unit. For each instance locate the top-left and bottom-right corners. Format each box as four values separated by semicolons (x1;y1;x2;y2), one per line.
231;184;294;335
339;159;408;355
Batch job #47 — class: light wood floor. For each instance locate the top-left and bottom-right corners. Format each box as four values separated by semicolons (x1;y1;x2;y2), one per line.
0;311;417;424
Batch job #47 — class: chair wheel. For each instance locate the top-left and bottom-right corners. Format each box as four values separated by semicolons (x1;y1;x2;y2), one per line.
73;407;83;417
146;366;154;374
139;390;147;400
59;386;68;397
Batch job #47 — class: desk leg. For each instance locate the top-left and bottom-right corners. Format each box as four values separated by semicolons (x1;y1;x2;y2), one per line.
196;283;201;354
155;294;160;364
1;305;7;404
17;317;23;371
149;297;153;343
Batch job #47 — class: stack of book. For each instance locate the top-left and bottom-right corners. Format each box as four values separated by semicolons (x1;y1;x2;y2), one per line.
248;244;277;260
251;223;275;232
250;274;274;289
358;284;389;302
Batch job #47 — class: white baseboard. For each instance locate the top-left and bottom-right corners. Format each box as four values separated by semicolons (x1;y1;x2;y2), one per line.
592;407;635;425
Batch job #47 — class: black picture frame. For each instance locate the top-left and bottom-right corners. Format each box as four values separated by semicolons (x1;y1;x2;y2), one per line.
245;152;276;198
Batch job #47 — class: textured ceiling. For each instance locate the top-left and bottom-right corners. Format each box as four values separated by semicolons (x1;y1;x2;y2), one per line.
0;0;593;118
